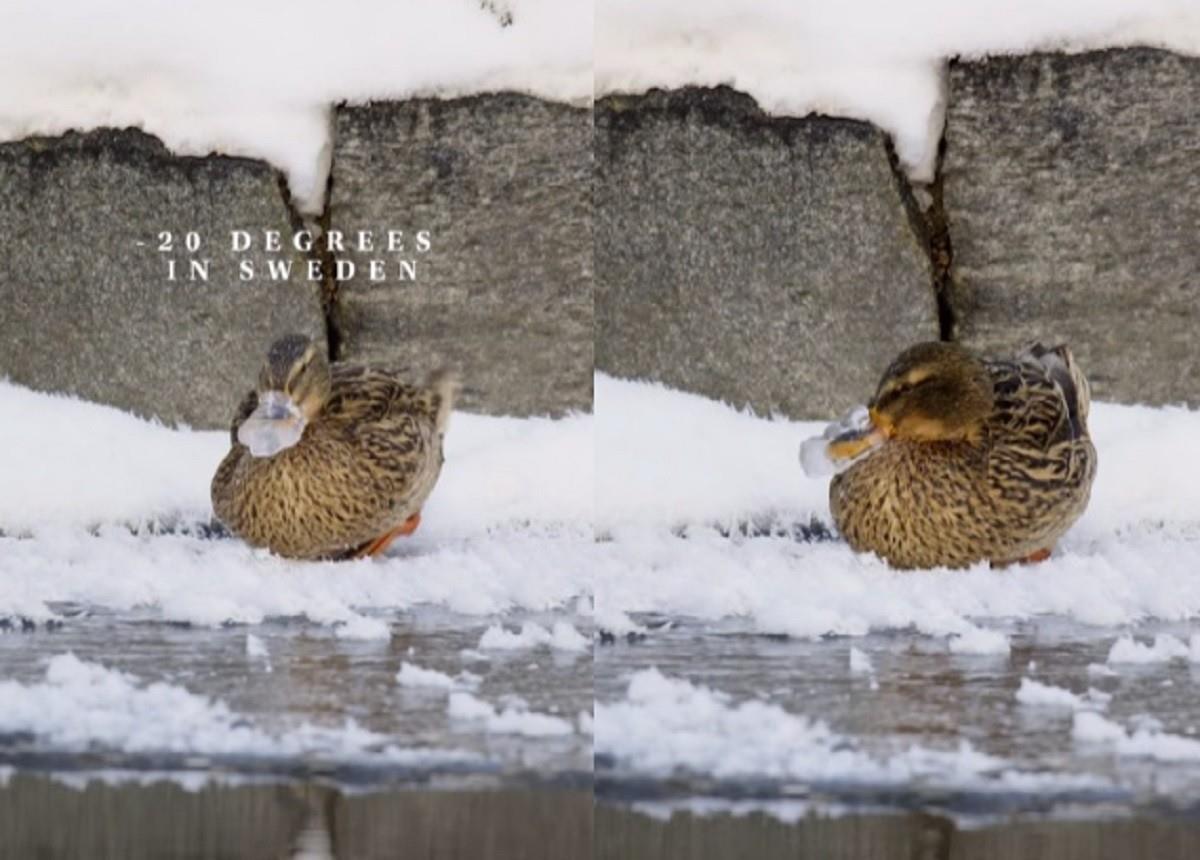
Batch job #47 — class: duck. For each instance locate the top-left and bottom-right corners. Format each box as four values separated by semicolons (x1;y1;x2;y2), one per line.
819;341;1096;570
211;333;457;561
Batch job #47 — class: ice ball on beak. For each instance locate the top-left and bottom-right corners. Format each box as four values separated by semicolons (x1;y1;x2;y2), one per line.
238;390;307;457
799;404;887;477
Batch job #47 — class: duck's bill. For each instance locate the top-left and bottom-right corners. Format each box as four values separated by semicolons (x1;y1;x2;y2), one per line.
826;426;887;462
237;391;306;458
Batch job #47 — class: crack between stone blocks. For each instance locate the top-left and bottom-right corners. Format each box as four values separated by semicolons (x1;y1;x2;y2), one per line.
926;135;956;342
276;172;342;362
884;136;956;342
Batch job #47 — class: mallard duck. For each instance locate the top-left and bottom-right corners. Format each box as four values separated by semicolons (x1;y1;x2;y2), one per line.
820;341;1096;569
211;334;457;560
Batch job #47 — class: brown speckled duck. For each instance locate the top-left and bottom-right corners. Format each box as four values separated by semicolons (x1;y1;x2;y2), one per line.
211;334;457;561
824;341;1096;570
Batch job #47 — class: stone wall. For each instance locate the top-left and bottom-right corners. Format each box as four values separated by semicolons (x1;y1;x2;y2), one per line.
331;95;593;417
0;47;1196;425
595;47;1200;416
595;88;938;418
944;48;1200;405
0;96;593;429
0;129;325;428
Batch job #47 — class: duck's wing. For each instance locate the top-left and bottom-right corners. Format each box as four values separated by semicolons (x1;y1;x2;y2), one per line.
986;343;1089;452
325;365;458;434
1020;343;1090;437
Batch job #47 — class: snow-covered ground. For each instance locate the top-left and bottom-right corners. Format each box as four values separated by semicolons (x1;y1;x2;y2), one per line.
0;379;593;629
597;1;1200;181
594;373;1200;809
595;374;1200;640
0;0;591;212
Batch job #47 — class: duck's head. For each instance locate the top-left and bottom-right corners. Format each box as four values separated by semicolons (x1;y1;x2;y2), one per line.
828;342;994;463
238;334;331;457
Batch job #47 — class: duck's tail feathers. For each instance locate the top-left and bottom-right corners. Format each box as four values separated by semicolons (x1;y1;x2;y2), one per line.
1022;342;1090;438
426;368;460;435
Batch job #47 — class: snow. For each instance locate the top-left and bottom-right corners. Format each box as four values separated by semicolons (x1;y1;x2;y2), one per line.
1073;712;1200;762
0;653;473;764
245;634;269;660
1106;634;1195;664
595;375;1200;640
334;615;392;641
477;621;590;653
0;380;592;628
848;647;873;675
1015;678;1095;710
594;668;1109;791
244;634;272;673
396;662;480;692
596;1;1200;183
447;691;575;738
0;1;591;213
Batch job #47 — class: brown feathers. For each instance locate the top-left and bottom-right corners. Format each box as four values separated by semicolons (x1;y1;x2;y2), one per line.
830;342;1097;570
211;337;456;561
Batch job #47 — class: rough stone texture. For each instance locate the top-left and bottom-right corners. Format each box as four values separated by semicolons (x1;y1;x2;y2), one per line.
595;88;938;419
945;48;1200;406
331;95;592;417
0;129;326;428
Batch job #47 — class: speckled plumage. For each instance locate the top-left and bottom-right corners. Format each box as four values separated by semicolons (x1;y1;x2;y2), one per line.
830;343;1096;570
211;359;455;561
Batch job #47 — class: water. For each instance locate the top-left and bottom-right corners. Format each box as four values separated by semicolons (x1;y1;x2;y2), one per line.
0;605;592;781
596;614;1200;814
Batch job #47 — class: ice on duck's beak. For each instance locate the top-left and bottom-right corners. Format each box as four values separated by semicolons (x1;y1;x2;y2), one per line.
237;391;307;457
799;404;887;477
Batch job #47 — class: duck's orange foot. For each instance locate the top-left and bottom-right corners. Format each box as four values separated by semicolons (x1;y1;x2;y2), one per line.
991;546;1053;569
397;511;421;537
355;512;422;559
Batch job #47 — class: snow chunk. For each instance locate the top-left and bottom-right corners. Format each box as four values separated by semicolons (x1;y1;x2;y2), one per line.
1107;634;1190;664
478;621;589;653
334;615;391;641
595;669;1008;786
245;634;269;660
1016;678;1083;709
948;628;1011;656
0;653;472;763
244;634;272;673
849;647;873;674
396;662;480;692
447;691;574;737
1073;712;1200;762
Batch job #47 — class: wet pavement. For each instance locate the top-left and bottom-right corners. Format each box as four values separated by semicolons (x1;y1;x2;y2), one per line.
0;605;592;784
596;613;1200;815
